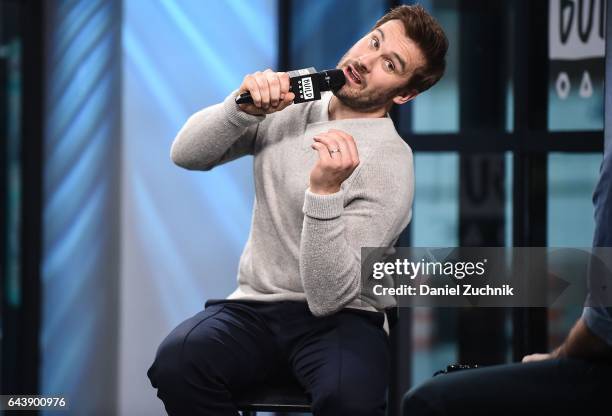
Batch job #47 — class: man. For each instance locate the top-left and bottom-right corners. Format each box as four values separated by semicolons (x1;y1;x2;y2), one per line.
147;5;448;415
402;147;612;415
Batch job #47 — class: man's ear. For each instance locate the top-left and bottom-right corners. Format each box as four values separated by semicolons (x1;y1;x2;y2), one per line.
392;90;418;105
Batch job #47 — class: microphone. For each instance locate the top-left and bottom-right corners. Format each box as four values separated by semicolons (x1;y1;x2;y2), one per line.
235;68;346;105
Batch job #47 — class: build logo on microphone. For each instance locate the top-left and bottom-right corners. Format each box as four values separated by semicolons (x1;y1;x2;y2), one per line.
291;73;321;103
300;77;314;100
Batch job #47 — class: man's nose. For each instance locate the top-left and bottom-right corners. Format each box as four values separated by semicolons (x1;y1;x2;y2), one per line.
356;53;377;73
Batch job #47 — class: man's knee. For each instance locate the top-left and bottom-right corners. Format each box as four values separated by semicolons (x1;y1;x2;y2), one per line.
147;321;222;395
147;330;187;394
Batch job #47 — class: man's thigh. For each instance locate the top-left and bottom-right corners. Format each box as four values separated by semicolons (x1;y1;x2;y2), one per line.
289;309;389;416
403;358;612;416
148;301;280;393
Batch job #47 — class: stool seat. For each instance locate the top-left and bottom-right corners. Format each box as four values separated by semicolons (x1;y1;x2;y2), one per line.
234;370;311;413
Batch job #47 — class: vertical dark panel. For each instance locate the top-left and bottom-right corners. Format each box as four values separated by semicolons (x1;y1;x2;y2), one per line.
458;0;506;130
457;0;508;365
386;1;411;415
1;0;44;398
606;0;612;150
390;229;411;416
511;0;549;361
19;0;44;397
0;0;12;396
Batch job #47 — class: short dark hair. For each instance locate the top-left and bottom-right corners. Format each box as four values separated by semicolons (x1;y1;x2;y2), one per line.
373;4;449;94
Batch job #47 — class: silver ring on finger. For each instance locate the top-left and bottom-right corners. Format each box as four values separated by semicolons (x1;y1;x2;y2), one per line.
329;148;341;156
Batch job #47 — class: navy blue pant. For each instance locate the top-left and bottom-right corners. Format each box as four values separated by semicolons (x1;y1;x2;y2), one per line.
147;300;389;415
402;358;612;416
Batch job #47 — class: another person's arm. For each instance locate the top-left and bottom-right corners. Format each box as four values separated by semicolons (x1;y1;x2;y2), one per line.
523;310;612;362
524;152;612;363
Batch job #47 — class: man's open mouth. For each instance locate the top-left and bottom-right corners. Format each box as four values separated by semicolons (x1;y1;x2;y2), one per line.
345;65;362;85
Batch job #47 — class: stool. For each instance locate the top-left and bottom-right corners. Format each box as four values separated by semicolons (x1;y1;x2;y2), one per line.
234;368;311;415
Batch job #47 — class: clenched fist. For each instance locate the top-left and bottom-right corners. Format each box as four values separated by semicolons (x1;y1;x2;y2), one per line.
237;69;295;116
309;129;360;195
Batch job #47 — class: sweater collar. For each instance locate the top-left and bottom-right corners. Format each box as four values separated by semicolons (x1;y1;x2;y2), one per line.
317;91;392;122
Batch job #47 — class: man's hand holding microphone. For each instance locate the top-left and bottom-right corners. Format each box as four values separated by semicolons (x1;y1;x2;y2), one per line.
237;69;295;115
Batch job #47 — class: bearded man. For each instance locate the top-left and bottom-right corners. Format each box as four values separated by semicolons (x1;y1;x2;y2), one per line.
147;5;448;415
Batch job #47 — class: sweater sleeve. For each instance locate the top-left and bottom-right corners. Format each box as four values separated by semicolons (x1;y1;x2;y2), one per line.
580;152;612;347
299;148;414;316
170;91;265;171
581;307;612;347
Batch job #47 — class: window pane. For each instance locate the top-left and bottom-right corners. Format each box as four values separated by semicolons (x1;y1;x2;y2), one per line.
547;153;602;246
411;153;459;246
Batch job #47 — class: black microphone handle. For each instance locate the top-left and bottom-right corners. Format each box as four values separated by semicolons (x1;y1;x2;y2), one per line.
235;88;292;105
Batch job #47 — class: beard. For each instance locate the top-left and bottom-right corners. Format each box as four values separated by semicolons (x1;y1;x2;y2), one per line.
334;56;406;112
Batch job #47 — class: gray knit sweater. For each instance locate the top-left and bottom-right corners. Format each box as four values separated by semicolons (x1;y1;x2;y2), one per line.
171;91;414;316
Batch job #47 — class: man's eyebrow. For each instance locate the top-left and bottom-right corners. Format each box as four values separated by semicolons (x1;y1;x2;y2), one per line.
375;28;406;72
392;52;406;72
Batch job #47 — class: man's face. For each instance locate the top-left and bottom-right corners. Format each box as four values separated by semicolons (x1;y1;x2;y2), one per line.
335;19;425;111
